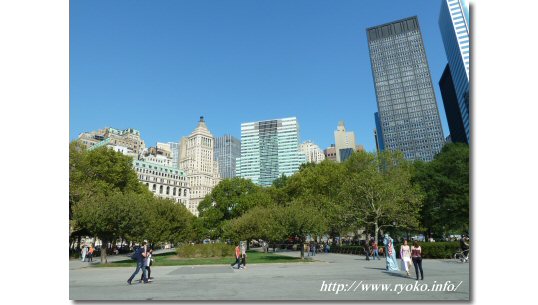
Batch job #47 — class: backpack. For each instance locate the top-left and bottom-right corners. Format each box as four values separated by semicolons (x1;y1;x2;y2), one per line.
131;247;142;260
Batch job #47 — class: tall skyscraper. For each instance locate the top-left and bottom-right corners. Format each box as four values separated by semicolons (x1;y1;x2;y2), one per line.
334;121;356;162
236;117;306;186
367;16;445;161
439;0;470;143
167;142;180;169
214;135;241;179
299;140;326;164
439;64;468;144
179;116;220;216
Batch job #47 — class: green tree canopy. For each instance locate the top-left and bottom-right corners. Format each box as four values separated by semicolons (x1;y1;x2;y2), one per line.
198;177;274;239
412;143;469;239
340;151;424;244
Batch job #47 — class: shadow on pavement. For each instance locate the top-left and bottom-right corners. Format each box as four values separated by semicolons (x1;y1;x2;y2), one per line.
363;267;386;271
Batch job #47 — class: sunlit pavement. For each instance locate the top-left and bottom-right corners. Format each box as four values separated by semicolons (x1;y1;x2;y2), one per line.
69;249;469;300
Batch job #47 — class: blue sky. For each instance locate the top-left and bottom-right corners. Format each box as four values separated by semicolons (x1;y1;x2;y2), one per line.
70;0;450;152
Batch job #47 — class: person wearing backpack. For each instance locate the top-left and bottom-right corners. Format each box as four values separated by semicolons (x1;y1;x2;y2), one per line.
127;242;149;285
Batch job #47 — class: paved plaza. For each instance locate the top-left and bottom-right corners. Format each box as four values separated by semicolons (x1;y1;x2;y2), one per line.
69;250;470;300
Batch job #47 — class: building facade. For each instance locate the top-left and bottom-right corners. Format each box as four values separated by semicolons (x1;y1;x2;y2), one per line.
167;142;180;169
237;117;306;186
439;0;470;143
214;135;241;179
78;127;146;156
334;121;356;162
179;117;220;216
324;145;337;162
367;16;445;161
374;112;385;152
86;138;191;208
439;64;468;144
299;140;326;164
132;159;190;206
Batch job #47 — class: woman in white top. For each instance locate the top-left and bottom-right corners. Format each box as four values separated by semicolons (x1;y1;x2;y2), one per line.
139;249;153;282
400;240;412;276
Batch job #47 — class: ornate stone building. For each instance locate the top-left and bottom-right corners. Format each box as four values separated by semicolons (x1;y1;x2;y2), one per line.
179;117;220;216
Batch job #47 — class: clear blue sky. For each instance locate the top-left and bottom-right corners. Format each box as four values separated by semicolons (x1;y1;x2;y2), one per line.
70;0;450;152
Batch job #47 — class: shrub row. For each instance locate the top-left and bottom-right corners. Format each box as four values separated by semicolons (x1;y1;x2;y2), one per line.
176;243;235;258
330;242;460;259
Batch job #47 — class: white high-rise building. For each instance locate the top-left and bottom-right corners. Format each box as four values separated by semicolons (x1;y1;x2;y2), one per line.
179;116;220;216
299;140;325;164
334;121;356;162
237;117;306;186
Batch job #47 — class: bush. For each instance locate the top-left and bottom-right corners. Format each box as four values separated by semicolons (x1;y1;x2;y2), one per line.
419;242;460;259
176;243;235;258
329;242;459;259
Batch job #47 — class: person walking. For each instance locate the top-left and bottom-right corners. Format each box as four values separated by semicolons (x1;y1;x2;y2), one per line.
325;243;330;254
372;241;380;260
240;242;247;269
127;242;149;285
411;241;424;280
230;242;242;269
400;240;412;276
88;244;94;262
311;243;316;256
364;240;371;261
80;245;87;262
140;249;153;282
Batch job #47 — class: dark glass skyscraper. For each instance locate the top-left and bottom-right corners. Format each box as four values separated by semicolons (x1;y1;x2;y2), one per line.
214;135;241;179
374;112;385;152
439;0;470;143
367;16;445;161
439;64;467;144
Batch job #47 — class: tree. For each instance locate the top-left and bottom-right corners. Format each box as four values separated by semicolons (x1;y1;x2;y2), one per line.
283;160;348;242
412;143;469;239
198;178;274;238
72;191;149;263
145;197;194;246
221;205;280;244
272;203;327;259
70;141;153;262
340;151;424;244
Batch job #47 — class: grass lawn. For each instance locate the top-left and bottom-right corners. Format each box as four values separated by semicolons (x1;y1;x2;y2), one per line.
94;251;313;268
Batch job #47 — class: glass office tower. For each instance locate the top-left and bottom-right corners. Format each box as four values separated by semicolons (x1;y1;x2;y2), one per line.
214;135;241;179
439;0;470;143
439;64;467;144
374;112;385;152
367;16;445;161
237;117;306;186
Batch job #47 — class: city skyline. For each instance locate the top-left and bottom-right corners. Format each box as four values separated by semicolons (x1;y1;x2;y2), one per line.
70;0;451;152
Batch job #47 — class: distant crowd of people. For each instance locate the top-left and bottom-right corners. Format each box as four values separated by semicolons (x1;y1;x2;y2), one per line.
80;244;95;262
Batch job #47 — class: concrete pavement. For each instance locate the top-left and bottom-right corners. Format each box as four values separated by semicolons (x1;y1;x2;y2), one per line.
69;250;470;300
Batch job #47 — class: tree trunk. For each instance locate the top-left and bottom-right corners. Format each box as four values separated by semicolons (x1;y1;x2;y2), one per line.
77;235;81;251
300;238;305;259
100;238;108;264
374;222;379;245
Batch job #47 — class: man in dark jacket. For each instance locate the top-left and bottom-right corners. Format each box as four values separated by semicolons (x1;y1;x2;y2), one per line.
127;242;149;284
